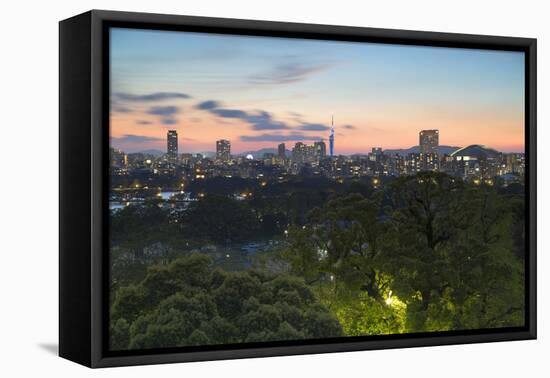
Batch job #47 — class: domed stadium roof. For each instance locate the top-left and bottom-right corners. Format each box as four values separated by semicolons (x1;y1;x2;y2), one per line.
450;144;499;159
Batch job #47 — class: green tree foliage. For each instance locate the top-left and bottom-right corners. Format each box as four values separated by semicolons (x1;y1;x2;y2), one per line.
329;292;406;336
110;254;343;350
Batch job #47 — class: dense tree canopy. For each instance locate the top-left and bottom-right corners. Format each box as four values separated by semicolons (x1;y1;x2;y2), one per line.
110;254;343;350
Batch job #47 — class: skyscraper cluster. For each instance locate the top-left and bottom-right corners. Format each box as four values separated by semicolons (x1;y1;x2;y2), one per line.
291;140;327;165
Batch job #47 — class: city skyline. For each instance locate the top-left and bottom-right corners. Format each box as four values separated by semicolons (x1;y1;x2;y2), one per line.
110;28;525;154
110;125;525;193
111;127;516;158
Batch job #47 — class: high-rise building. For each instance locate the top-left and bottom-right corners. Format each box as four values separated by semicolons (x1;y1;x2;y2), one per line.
278;143;286;160
420;153;440;172
407;153;422;174
216;139;231;161
369;147;383;163
506;153;525;175
419;129;439;154
329;116;335;157
314;141;327;159
292;142;308;164
167;130;178;161
110;148;127;168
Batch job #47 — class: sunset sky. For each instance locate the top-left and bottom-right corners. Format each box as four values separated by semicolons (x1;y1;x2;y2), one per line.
110;27;525;155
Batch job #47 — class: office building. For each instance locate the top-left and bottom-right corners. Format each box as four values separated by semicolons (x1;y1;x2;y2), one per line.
167;130;178;161
314;141;327;159
419;129;439;154
216;139;231;161
278;143;286;160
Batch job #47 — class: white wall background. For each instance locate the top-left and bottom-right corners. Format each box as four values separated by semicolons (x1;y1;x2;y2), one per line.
0;0;546;376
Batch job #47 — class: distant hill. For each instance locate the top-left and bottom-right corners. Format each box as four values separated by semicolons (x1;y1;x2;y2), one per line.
384;145;461;156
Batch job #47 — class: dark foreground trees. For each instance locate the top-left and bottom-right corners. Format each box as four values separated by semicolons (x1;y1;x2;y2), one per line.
110;254;343;350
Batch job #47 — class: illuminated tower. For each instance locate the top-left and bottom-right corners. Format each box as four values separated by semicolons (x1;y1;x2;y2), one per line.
329;115;335;157
167;130;178;161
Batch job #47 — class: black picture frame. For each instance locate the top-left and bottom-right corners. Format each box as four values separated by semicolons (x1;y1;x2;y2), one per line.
59;9;537;368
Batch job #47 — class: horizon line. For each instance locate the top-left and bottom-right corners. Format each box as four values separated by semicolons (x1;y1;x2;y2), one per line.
111;144;526;155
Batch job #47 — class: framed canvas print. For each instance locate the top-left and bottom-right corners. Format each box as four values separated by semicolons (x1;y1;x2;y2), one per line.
59;10;537;368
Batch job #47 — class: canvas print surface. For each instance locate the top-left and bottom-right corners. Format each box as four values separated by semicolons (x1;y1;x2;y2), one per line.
108;27;526;351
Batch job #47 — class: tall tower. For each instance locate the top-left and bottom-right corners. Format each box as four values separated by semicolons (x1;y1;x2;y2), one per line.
167;130;178;161
419;129;439;154
329;115;335;157
216;139;231;161
278;143;286;160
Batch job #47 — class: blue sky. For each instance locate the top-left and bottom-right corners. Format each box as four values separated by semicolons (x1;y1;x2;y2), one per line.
110;27;525;154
